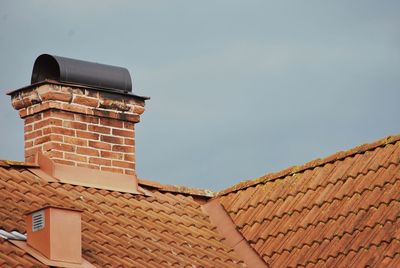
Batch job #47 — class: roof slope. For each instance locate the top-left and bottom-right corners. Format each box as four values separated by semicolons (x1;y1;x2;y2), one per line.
0;238;46;267
217;135;400;267
0;162;244;267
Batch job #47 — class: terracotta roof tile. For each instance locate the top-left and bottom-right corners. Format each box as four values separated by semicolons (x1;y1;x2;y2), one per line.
0;237;46;267
218;135;400;267
0;165;244;267
219;134;400;195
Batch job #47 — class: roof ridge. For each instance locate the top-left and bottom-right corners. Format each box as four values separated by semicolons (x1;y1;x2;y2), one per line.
0;160;38;168
138;178;214;197
236;176;400;232
218;134;400;196
230;159;396;216
234;172;400;229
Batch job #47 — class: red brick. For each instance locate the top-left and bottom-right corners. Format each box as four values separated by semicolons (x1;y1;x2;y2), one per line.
101;135;123;144
25;130;43;140
53;159;76;166
43;142;75;152
43;126;75;136
41;91;72;102
88;125;110;134
46;150;64;158
124;169;135;175
99;99;130;112
89;141;111;150
77;147;99;157
89;157;111;166
63;121;87;131
34;134;63;145
11;98;25;110
31;101;51;114
74;114;99;124
73;95;99;107
101;151;123;160
60;103;88;114
124;154;135;162
76;130;99;140
119;113;139;123
25;155;36;164
25;147;40;157
65;153;87;163
25;141;34;148
25;114;42;124
112;160;134;169
77;163;100;169
112;145;134;153
100;118;123;128
34;135;51;145
19;108;28;118
24;124;33;132
124;138;135;146
133;105;145;115
43;110;74;120
123;121;135;130
112;128;133;137
101;166;124;174
64;136;88;146
34;118;63;130
56;110;75;120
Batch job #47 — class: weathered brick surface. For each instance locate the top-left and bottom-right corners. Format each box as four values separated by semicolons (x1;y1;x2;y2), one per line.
88;125;110;134
101;150;124;160
11;83;144;175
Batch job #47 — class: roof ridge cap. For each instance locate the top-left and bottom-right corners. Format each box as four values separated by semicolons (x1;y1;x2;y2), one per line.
217;133;400;196
138;178;214;197
0;160;38;168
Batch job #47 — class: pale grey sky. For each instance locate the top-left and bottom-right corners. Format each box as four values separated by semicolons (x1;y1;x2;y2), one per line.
1;1;399;190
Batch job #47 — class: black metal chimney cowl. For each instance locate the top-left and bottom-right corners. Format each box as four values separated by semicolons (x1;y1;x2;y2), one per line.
31;54;132;93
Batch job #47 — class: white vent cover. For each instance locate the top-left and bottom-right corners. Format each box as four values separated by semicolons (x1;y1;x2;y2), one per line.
32;210;45;232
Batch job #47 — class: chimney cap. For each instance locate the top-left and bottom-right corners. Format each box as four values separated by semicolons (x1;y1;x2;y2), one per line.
25;205;83;216
31;54;132;93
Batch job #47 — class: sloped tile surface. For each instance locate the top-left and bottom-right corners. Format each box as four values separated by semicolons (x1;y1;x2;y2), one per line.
0;165;244;267
218;136;400;267
0;238;46;267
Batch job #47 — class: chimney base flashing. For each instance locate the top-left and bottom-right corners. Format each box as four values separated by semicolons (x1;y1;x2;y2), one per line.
30;153;143;195
10;240;95;268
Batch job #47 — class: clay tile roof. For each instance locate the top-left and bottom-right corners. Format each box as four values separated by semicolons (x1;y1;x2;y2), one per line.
216;134;400;267
2;134;400;267
0;164;244;267
0;237;46;267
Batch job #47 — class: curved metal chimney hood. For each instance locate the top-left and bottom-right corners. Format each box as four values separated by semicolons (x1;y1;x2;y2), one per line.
31;54;132;93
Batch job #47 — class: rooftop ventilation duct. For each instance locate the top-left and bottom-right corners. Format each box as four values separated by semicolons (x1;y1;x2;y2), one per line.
25;206;83;264
31;54;132;93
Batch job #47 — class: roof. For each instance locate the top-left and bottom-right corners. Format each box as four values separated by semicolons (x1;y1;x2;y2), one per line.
0;237;46;267
1;134;400;267
0;161;243;267
216;134;400;267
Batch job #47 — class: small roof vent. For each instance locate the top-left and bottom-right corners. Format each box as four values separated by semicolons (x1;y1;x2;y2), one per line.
32;210;45;232
31;54;132;93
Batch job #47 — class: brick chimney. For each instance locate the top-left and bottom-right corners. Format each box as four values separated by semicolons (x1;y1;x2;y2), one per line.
8;54;147;176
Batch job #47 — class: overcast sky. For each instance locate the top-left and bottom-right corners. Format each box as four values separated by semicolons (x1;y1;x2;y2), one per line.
1;1;399;190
